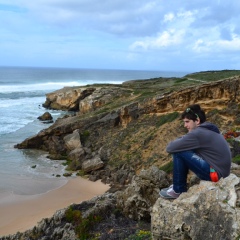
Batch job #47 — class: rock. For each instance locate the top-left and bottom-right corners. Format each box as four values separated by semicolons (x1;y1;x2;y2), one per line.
38;111;53;121
116;166;170;221
67;147;86;170
47;135;66;156
151;174;240;240
67;147;85;162
64;130;82;151
63;172;72;177
79;87;126;114
82;156;104;173
43;87;96;111
119;102;139;127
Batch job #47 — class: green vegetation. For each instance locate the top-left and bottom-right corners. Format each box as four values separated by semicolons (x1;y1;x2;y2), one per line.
80;130;90;144
185;70;240;82
62;159;71;166
126;230;152;240
65;206;101;240
232;155;240;165
156;112;179;128
76;170;86;177
159;161;173;174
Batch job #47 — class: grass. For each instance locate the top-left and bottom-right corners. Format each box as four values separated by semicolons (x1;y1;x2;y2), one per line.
126;230;152;240
159;161;173;174
156;112;179;128
80;130;90;141
185;70;240;82
65;206;101;240
232;155;240;165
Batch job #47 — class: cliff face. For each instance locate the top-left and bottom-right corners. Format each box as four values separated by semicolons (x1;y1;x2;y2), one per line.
42;76;240;118
42;87;96;111
15;76;240;175
143;76;240;114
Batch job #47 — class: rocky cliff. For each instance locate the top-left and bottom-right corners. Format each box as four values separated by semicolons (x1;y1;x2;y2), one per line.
15;75;240;176
7;71;240;239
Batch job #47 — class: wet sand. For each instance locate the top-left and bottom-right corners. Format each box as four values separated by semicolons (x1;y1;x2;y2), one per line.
0;177;109;237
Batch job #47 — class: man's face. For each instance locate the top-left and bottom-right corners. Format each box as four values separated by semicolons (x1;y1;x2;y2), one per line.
183;117;200;132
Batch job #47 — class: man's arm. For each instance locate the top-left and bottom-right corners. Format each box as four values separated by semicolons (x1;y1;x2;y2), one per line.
166;132;199;153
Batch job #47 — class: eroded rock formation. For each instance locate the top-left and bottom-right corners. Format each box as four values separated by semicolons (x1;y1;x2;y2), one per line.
151;174;240;240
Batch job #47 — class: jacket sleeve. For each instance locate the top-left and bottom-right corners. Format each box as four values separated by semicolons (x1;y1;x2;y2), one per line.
166;132;200;153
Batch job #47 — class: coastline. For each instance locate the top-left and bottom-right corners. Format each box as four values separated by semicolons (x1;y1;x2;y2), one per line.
0;177;109;237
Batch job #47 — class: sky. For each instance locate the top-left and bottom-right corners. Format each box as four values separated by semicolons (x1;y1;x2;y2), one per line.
1;0;240;72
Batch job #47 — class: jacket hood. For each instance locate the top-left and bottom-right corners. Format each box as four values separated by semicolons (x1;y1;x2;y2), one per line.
199;122;220;134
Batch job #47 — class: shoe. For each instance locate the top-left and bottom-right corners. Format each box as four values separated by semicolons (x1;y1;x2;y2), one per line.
159;185;180;199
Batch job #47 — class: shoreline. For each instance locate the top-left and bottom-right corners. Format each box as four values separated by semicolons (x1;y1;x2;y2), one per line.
0;177;109;237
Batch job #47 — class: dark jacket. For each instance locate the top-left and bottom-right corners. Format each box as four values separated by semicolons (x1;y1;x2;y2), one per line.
166;122;231;178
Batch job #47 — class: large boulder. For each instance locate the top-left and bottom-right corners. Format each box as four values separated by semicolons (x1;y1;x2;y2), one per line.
43;87;95;111
79;87;126;114
37;111;53;122
67;147;86;170
64;130;82;151
151;174;240;240
116;166;170;221
82;156;104;173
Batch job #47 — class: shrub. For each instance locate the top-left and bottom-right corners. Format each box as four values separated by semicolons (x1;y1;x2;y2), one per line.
65;206;101;240
159;161;173;174
232;155;240;165
156;112;179;128
80;130;90;144
127;230;152;240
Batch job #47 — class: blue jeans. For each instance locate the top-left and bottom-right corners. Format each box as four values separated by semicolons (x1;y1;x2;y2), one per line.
172;150;211;193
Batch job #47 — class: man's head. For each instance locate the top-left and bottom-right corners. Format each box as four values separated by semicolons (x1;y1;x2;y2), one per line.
181;104;206;132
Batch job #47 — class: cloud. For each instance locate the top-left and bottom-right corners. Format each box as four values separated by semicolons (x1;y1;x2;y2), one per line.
163;13;175;23
12;0;160;36
130;29;185;50
1;0;240;71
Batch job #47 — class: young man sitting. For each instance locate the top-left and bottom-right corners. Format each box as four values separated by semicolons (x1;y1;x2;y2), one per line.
160;104;231;199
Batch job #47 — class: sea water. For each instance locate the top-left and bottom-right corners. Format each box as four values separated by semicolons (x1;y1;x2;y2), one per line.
0;66;188;196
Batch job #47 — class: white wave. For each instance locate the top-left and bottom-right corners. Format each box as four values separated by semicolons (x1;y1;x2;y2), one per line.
0;81;85;93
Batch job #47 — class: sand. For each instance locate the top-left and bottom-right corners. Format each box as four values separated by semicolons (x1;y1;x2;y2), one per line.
0;177;109;237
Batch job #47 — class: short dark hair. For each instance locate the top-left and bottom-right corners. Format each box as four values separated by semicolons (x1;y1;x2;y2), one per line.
181;104;206;123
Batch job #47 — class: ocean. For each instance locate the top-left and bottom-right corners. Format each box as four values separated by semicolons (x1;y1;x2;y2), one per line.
0;66;188;197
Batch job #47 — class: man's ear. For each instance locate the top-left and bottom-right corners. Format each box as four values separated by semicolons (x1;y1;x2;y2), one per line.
196;118;201;125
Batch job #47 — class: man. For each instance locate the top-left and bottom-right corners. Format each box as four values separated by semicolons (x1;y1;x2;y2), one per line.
159;104;231;199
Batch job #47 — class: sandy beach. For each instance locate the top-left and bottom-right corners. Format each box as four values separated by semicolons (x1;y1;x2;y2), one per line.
0;177;109;237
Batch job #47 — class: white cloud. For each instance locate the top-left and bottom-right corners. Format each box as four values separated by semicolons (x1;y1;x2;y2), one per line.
192;39;211;53
163;13;175;22
130;29;185;50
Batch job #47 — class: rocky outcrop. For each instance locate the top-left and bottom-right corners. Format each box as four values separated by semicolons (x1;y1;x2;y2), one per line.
151;173;240;240
42;87;96;111
150;76;240;113
79;87;127;114
116;166;170;221
64;130;82;150
37;111;53;122
82;156;104;173
42;86;129;114
43;76;240;115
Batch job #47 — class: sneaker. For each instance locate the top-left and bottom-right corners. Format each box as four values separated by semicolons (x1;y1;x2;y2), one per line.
159;185;180;199
160;184;173;192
